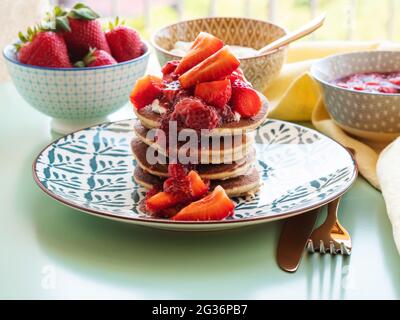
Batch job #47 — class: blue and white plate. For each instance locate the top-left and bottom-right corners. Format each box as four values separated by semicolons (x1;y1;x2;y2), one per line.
33;119;357;231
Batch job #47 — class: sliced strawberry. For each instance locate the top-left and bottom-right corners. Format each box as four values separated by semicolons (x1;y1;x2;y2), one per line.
389;77;400;86
179;46;240;89
230;79;262;118
146;167;210;214
175;32;224;75
353;85;365;91
130;75;163;109
228;68;248;84
378;86;398;94
187;170;209;198
172;185;234;221
336;82;348;89
162;60;180;75
146;191;182;213
194;79;232;108
158;207;181;218
161;60;180;82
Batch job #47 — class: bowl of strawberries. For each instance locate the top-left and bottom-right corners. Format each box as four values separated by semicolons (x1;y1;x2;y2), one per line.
3;3;149;134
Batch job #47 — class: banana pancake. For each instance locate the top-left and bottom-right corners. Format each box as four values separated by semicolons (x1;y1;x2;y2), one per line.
131;139;256;180
133;166;261;197
133;92;268;135
133;121;254;164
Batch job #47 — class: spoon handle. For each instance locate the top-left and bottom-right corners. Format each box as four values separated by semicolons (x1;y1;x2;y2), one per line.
257;13;326;56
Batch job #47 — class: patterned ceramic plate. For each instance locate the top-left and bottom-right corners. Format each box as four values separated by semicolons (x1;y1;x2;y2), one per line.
33;119;357;231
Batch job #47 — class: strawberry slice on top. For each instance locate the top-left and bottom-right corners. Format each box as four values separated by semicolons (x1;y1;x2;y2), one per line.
230;79;262;118
179;46;240;89
161;60;180;77
174;32;224;75
194;79;232;109
229;68;248;84
130;75;163;109
161;60;180;82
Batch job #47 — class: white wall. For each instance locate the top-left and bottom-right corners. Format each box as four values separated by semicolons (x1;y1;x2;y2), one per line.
0;0;49;82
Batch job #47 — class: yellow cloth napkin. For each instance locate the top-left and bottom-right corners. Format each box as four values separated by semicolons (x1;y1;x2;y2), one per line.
264;41;400;190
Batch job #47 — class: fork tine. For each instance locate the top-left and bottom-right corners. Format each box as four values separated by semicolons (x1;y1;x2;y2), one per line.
341;243;352;255
319;240;325;254
308;197;352;257
329;241;336;255
307;239;315;252
339;243;344;255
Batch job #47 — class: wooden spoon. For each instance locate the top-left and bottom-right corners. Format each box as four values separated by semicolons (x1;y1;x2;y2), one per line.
257;13;326;56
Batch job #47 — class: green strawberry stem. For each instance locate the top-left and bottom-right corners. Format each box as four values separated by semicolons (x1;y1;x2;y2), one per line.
73;61;86;68
41;6;70;32
108;16;126;31
14;26;41;51
74;48;97;68
68;3;100;20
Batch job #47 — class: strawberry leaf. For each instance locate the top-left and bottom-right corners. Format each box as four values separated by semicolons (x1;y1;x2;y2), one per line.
68;3;100;20
54;6;67;17
75;48;97;67
14;43;22;52
74;61;86;68
41;6;71;32
18;31;27;43
108;16;126;30
55;16;71;32
14;26;40;52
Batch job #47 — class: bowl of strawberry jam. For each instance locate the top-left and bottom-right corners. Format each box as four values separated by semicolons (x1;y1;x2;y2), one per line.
334;72;400;94
311;51;400;143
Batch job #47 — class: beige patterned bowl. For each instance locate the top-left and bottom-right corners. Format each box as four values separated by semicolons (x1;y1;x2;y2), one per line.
311;51;400;143
151;17;287;91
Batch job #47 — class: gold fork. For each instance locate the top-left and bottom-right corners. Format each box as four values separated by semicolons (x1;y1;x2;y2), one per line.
307;197;352;255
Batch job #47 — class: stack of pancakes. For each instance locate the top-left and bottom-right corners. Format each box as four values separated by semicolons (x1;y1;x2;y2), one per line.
132;95;268;197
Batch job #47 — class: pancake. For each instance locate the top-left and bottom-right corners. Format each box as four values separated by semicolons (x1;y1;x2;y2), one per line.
133;92;269;135
131;139;256;180
133;121;254;164
133;166;261;197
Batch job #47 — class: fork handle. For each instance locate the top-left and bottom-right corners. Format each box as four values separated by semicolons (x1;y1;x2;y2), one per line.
325;197;341;230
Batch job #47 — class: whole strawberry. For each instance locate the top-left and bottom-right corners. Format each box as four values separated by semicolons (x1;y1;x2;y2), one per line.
75;48;117;68
16;27;72;68
61;3;111;61
105;17;142;62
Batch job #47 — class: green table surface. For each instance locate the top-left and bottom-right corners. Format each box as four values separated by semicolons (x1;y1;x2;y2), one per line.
1;80;399;300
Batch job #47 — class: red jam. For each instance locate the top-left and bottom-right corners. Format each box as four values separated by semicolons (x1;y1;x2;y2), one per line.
333;72;400;94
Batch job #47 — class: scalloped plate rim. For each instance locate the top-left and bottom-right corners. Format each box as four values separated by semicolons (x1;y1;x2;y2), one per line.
32;118;358;230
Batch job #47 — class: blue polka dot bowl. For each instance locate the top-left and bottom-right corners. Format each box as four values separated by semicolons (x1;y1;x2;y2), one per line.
311;51;400;143
3;41;150;134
